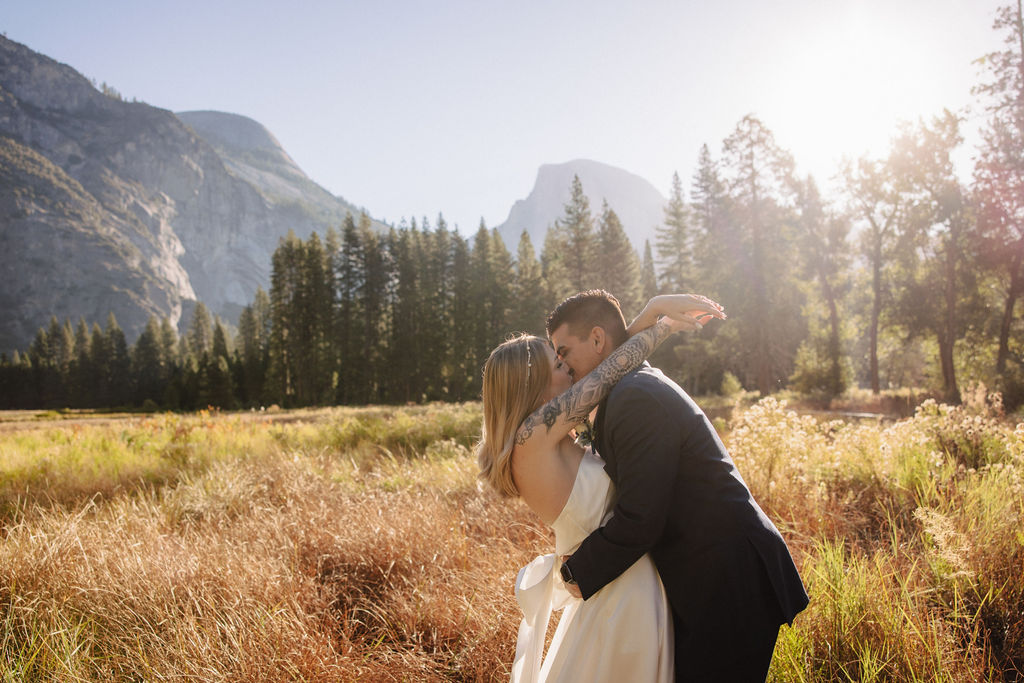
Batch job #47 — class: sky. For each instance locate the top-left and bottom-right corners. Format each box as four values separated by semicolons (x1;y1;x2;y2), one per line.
3;0;1008;233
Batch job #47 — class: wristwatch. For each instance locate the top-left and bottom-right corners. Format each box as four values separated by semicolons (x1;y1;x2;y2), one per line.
559;561;577;586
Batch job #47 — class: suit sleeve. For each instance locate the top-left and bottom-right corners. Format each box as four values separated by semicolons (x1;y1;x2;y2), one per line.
566;381;686;599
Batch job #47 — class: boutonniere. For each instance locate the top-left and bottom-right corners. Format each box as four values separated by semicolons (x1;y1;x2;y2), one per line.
574;417;596;448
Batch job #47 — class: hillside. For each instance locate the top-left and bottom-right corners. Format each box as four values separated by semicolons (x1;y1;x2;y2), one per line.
0;35;384;351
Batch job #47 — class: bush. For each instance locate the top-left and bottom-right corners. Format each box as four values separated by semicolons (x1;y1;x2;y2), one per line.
720;371;743;397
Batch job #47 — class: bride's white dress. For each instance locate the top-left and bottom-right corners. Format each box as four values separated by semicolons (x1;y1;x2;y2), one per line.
510;449;673;682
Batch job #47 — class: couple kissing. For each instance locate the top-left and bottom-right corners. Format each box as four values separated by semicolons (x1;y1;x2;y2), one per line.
477;289;809;682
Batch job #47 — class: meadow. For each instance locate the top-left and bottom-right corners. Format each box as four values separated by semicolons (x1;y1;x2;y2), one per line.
0;392;1021;681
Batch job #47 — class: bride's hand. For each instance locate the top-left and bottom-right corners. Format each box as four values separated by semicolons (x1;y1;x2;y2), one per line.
654;293;725;320
627;294;726;336
662;313;705;335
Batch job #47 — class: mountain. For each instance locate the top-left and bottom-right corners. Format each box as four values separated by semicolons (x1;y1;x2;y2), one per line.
175;110;371;228
0;35;383;353
495;159;668;253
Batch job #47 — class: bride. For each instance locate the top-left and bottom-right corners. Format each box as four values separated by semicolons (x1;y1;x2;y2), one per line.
476;293;724;682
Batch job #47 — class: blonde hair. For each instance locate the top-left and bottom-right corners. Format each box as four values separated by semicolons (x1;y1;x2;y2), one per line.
476;334;552;498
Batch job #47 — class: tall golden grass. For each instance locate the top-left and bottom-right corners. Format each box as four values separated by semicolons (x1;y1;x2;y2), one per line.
0;393;1021;681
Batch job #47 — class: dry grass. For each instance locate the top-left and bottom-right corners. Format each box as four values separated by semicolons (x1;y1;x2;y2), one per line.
0;405;542;680
1;396;1022;681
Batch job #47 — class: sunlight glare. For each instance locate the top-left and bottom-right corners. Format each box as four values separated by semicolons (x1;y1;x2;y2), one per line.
762;9;946;185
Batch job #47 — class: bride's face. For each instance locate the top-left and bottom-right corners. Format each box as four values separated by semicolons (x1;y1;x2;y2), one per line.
540;343;572;402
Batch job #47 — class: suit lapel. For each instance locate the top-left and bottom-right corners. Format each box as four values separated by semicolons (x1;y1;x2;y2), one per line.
594;397;616;481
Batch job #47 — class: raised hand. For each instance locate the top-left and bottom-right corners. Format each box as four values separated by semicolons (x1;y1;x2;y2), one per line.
627;293;726;337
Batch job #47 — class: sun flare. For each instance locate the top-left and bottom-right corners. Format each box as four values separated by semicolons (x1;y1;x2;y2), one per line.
761;9;956;182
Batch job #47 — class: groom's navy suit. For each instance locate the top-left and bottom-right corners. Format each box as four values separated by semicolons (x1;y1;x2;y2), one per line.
564;363;808;681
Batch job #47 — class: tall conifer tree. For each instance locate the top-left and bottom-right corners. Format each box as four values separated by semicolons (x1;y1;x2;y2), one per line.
552;175;599;292
448;229;476;399
133;316;165;405
511;230;548;336
656;172;692;293
719;115;804;394
640;240;658;302
596;201;642;317
335;214;364;404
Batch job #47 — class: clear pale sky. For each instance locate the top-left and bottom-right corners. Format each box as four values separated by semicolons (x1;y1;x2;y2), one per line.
3;0;1007;232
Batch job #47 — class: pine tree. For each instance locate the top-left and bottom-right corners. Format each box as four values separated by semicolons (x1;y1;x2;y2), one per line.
335;214;364;404
106;312;131;407
489;227;515;339
413;216;455;400
159;317;183;408
790;176;850;399
70;318;92;407
541;226;572;303
359;213;388;403
656;172;692;293
388;225;422;402
324;225;342;393
236;289;269;407
2;351;33;408
691;143;730;272
27;325;53;406
552;175;599;291
60;319;75;380
188;303;214;359
596;201;642;317
268;231;304;405
640;240;658;301
470;221;496;370
88;322;111;408
50;317;74;381
200;319;236;408
299;231;333;404
719;114;805;394
448;230;476;399
133;316;165;406
212;317;230;360
510;230;549;336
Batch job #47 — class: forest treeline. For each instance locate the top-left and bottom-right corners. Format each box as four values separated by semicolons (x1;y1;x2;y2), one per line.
2;3;1022;411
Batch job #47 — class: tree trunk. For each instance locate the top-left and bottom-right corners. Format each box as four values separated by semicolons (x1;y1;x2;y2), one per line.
869;238;882;394
826;285;842;398
941;232;961;404
996;248;1023;373
939;333;960;403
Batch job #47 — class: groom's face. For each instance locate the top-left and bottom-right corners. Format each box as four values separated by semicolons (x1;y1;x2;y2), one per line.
549;323;603;383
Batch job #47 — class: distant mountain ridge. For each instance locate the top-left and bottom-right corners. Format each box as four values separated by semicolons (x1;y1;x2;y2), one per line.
175;110;372;227
0;35;383;352
496;159;667;253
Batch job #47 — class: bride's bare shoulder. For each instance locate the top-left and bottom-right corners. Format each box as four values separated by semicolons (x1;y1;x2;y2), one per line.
511;438;583;524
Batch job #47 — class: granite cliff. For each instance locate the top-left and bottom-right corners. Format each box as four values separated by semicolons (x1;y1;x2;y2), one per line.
0;35;381;352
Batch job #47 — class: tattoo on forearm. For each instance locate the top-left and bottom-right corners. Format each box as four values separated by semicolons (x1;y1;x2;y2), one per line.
515;320;672;446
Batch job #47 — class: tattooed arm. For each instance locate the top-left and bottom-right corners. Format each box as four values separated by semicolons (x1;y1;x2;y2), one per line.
514;317;683;451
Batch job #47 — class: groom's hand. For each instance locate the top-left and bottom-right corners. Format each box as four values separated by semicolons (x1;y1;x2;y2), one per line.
560;555;583;598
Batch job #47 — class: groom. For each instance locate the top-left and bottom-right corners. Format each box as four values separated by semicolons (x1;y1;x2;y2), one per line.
548;290;808;681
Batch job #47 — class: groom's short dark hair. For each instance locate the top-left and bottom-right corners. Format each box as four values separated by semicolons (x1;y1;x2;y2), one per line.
546;289;628;346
